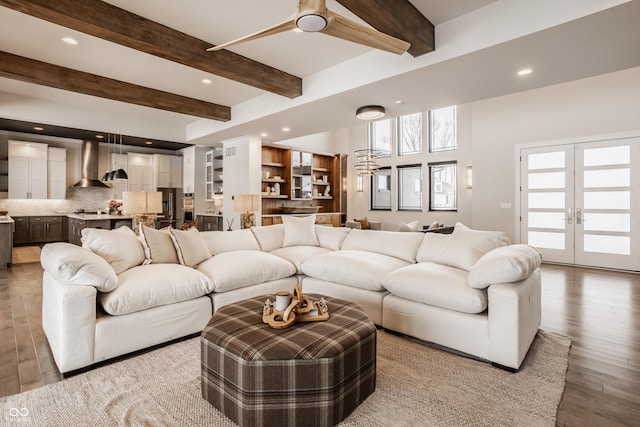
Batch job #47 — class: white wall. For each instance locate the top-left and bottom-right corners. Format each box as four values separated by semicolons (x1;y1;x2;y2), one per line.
471;66;640;241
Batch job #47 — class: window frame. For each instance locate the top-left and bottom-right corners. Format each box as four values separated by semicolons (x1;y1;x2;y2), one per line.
370;167;392;211
397;164;423;211
429;161;458;211
397;113;422;156
428;106;457;153
368;119;392;158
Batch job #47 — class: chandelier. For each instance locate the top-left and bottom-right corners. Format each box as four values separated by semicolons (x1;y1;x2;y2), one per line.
354;149;382;175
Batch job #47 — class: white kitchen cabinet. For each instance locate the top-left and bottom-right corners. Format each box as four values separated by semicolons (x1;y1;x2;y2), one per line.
110;153;129;199
8;141;48;199
48;146;67;199
154;154;182;188
182;146;196;193
128;153;154;192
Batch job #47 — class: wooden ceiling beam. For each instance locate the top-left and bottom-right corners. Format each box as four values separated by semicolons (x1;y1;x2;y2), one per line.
336;0;435;57
0;0;302;98
0;51;231;121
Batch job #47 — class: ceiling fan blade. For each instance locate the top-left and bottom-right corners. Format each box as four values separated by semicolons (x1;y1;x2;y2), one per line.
207;19;297;52
323;11;410;55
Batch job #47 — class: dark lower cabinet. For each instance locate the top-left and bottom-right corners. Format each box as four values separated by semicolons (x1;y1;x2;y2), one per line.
197;215;222;231
29;216;65;243
12;216;30;245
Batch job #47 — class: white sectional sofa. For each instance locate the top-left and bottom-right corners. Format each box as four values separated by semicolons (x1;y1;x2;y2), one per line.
40;217;542;374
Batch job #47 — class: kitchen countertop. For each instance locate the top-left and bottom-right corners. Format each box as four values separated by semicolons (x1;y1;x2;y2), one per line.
67;214;132;220
0;215;15;224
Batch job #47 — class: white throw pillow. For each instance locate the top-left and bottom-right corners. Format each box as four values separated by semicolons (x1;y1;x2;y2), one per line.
434;223;506;271
81;226;145;274
281;214;319;247
99;264;214;315
416;233;450;263
201;229;260;255
41;242;118;292
468;244;542;289
251;224;284;252
398;220;419;232
169;227;211;267
270;246;331;273
139;225;178;264
341;229;424;263
314;225;350;250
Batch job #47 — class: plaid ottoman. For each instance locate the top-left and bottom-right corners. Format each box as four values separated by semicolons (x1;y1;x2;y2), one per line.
201;295;377;427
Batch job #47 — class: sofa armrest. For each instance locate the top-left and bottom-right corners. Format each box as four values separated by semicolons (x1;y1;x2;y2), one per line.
487;268;541;369
42;271;97;373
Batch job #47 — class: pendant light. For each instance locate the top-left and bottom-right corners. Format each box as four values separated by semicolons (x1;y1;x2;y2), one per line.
101;133;112;182
113;134;128;181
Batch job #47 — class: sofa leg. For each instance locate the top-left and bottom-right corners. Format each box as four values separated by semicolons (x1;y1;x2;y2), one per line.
490;362;518;373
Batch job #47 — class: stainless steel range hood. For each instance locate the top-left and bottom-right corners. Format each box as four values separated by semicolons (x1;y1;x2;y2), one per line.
74;140;109;188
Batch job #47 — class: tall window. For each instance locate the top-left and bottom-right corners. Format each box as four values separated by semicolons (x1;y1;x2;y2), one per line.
398;165;422;211
429;161;457;211
370;167;391;210
369;119;392;157
429;106;457;152
397;113;422;156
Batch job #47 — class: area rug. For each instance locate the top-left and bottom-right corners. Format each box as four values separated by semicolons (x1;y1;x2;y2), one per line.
11;245;41;265
0;330;571;426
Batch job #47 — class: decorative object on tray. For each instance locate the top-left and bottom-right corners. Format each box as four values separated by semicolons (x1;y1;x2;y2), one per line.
262;283;329;329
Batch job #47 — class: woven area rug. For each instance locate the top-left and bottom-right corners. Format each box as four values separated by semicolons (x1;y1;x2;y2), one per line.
11;246;41;265
0;330;571;426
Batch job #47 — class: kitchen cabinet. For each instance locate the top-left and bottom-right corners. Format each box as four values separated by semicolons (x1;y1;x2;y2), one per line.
128;153;154;192
8;141;48;199
154;154;182;188
205;148;223;200
0;218;13;268
48;147;67;199
12;216;29;245
197;214;222;231
29;216;65;243
109;153;129;199
68;215;132;246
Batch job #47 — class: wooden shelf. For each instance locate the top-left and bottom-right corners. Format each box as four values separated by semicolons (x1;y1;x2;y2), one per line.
262;178;286;183
313;167;330;172
262;194;288;199
313;196;332;200
262;162;285;168
312;181;330;185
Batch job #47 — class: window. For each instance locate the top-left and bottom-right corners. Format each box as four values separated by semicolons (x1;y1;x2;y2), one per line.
370;167;391;210
369;119;392;157
397;113;422;155
398;165;422;211
429;161;457;210
429;106;457;152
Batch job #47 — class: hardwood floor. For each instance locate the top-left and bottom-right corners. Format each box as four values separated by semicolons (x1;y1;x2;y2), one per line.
0;262;638;425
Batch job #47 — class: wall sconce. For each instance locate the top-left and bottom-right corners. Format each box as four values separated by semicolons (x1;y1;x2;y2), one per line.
355;105;385;120
356;175;363;192
466;166;473;189
234;194;260;229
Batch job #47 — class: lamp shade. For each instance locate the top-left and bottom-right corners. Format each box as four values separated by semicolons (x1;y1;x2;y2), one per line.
146;191;162;213
122;191;162;214
234;194;260;212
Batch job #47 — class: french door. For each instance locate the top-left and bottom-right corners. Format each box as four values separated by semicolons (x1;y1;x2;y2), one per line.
520;138;639;271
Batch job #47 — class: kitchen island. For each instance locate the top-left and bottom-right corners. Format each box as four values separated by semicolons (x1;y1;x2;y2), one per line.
67;214;132;245
0;215;15;268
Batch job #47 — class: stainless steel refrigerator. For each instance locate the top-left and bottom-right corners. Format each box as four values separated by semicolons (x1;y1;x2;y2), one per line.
156;187;184;229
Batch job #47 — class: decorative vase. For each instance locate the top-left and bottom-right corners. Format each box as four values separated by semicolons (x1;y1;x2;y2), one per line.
324;185;330;196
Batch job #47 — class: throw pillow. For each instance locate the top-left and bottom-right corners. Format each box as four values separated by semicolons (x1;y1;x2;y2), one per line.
398;220;419;232
468;244;542;289
434;222;506;271
251;224;284;252
314;225;350;250
281;214;319;247
81;226;145;274
169;227;211;267
353;217;370;229
139;225;179;264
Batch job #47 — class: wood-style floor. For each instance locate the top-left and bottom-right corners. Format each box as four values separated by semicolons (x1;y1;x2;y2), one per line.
0;262;639;426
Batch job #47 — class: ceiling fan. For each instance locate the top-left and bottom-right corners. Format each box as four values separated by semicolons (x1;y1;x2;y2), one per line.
207;0;411;55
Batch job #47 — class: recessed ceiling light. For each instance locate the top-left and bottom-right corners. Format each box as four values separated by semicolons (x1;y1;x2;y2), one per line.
33;126;44;131
517;68;533;76
201;78;212;85
145;141;153;145
62;37;78;45
96;134;104;139
395;100;404;104
260;132;268;137
282;127;290;132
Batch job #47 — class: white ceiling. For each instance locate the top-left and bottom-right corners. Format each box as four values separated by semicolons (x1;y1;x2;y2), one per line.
0;0;638;147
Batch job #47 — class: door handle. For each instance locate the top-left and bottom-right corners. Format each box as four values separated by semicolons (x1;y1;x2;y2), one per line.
567;208;572;224
576;208;582;225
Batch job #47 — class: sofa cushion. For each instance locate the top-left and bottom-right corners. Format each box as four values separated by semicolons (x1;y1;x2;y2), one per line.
314;225;350;250
282;214;319;247
416;233;450;263
201;229;260;255
197;250;296;292
99;264;214;316
341;229;423;263
435;223;507;271
251;224;284;252
169;227;211;267
41;242;118;292
383;263;488;314
270;246;331;273
468;244;542;289
139;225;178;264
81;226;145;274
301;250;410;292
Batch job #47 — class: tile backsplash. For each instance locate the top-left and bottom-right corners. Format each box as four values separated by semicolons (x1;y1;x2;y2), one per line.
0;187;115;215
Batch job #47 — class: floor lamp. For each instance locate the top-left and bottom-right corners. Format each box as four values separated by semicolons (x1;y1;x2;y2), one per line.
123;191;163;232
234;194;260;229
